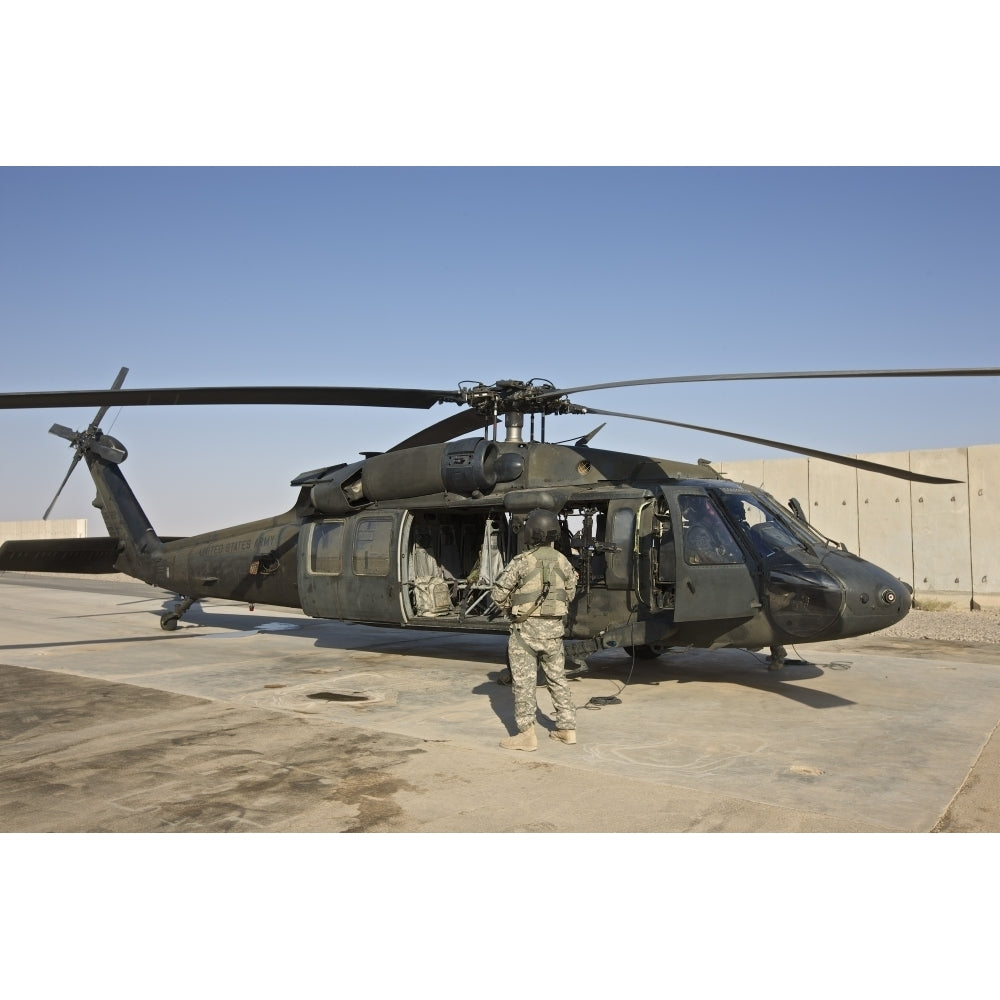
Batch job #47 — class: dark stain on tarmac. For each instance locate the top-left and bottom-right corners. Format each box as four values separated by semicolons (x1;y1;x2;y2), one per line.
308;691;371;703
336;769;414;832
0;663;428;832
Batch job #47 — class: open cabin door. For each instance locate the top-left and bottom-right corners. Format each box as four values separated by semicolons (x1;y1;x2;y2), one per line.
666;489;760;623
400;509;512;626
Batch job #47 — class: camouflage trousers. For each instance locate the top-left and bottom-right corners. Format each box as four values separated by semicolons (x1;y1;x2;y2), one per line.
508;616;576;733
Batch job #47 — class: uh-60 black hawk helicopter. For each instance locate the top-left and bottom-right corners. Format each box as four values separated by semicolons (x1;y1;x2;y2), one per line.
2;366;997;675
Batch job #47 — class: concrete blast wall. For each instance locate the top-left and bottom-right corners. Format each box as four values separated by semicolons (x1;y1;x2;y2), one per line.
0;519;87;544
720;444;1000;610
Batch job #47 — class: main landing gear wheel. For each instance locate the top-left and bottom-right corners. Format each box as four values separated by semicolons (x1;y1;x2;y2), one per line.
622;643;668;659
767;645;787;671
160;613;180;631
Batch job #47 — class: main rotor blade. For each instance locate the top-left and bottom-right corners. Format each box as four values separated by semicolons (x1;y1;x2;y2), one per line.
43;452;82;520
581;406;963;484
388;409;491;452
548;366;1000;399
0;385;464;411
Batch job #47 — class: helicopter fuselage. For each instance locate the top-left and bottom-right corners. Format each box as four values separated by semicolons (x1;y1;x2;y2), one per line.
44;433;912;663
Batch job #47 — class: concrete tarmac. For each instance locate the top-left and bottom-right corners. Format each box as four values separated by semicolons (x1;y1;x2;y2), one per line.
2;574;999;832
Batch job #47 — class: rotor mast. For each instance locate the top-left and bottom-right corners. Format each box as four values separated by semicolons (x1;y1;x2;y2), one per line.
503;411;524;444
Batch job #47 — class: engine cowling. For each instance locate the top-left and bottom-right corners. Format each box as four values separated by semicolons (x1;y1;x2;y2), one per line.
309;437;519;515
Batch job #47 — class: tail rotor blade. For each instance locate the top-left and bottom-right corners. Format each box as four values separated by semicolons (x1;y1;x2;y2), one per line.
91;439;128;463
89;366;129;430
43;452;83;520
49;423;77;442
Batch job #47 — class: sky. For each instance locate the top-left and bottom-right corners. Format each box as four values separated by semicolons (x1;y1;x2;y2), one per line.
2;166;998;535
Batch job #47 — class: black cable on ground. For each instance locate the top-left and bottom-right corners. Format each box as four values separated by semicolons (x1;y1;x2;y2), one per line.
585;627;637;708
587;695;622;707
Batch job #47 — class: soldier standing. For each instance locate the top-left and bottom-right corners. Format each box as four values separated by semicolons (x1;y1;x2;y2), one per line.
491;508;578;751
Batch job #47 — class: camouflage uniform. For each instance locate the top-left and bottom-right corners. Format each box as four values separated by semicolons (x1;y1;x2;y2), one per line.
492;543;577;734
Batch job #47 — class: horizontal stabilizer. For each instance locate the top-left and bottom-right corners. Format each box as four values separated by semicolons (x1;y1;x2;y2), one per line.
0;537;124;574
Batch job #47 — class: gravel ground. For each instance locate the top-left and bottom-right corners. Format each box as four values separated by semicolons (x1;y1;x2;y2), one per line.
880;608;1000;644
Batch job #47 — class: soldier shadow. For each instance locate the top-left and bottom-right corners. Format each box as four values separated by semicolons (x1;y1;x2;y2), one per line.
471;670;565;736
473;658;624;735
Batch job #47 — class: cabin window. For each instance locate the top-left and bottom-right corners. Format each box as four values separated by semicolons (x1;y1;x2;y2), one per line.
310;520;345;575
353;516;394;576
611;507;635;551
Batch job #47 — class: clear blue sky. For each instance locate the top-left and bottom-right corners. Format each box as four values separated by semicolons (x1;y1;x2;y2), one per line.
2;166;998;535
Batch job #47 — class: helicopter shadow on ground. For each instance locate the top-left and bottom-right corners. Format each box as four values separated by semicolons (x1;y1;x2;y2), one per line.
3;593;856;714
166;598;527;730
575;649;856;710
153;598;513;666
154;601;855;710
151;599;310;635
0;632;202;653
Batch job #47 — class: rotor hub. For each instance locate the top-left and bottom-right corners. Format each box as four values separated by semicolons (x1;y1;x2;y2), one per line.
459;379;585;418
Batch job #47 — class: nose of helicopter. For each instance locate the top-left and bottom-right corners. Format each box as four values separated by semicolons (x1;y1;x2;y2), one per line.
824;551;912;638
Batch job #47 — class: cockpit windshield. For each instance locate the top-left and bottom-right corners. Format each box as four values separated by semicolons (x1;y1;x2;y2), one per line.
710;487;825;562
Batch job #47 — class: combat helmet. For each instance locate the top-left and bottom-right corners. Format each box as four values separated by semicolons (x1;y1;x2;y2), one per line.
524;508;559;547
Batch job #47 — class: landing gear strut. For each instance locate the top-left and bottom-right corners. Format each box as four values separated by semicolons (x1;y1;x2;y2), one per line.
622;643;668;660
160;596;197;631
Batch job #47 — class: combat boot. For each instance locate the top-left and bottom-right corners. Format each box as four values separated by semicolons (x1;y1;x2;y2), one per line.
499;727;538;752
550;729;577;745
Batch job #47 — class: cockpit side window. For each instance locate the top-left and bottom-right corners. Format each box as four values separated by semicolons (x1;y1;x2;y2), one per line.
679;494;743;566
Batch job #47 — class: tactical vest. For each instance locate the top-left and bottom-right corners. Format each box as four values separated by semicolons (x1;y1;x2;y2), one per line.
509;546;572;620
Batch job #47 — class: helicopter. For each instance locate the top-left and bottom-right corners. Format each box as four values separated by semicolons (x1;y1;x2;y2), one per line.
2;366;998;674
